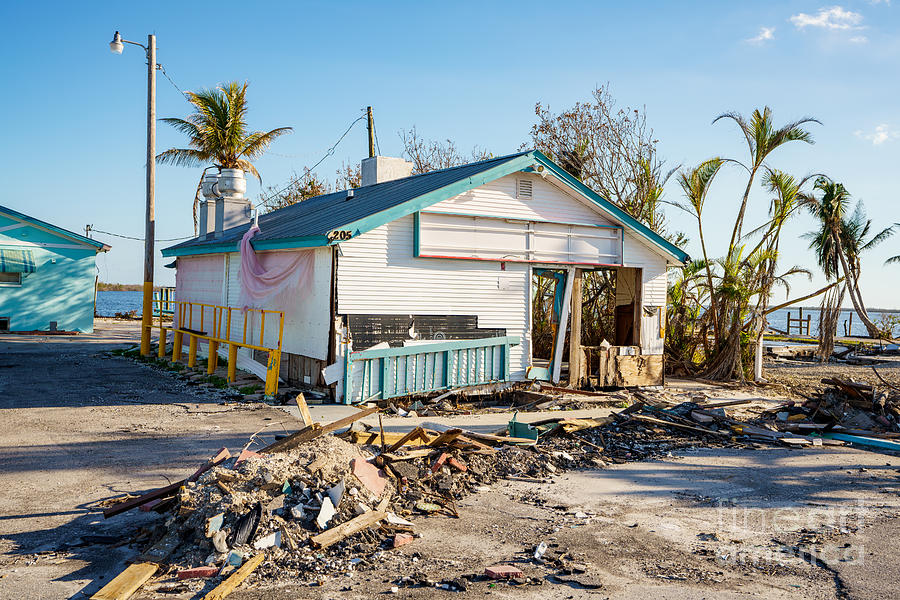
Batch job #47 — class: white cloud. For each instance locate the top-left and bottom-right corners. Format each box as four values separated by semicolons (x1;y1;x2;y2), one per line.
849;35;869;43
747;27;776;44
855;124;900;145
790;6;864;30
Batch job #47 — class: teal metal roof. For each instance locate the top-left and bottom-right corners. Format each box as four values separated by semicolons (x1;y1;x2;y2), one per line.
162;150;689;264
0;204;110;252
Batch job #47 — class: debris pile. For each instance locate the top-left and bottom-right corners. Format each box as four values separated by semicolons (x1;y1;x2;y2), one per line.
93;379;900;598
753;375;900;450
95;405;578;598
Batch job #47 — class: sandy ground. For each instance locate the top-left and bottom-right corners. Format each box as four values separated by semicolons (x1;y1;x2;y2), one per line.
2;321;900;599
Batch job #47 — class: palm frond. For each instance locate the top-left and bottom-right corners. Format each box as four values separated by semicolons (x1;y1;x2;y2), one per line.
156;148;209;168
240;127;293;161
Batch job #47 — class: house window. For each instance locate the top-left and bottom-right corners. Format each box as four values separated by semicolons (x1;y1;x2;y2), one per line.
516;179;533;200
0;272;22;286
0;317;8;331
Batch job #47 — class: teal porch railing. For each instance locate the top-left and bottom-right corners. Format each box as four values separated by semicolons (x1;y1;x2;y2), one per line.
343;336;520;404
152;287;176;319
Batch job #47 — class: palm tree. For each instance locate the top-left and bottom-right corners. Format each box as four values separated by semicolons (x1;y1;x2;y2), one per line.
157;81;292;234
698;108;819;380
713;107;820;254
676;158;726;341
802;178;894;338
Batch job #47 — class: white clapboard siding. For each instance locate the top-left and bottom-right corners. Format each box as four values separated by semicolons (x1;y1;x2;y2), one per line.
338;215;530;379
174;254;225;331
430;173;616;227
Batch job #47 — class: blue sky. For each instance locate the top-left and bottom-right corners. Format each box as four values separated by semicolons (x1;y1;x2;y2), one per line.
1;1;898;307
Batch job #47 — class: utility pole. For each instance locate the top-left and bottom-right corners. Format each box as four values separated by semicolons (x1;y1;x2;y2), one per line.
141;34;157;356
366;106;375;158
108;30;156;356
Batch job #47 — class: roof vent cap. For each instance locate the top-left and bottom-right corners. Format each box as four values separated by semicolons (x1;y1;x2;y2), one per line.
346;188;354;201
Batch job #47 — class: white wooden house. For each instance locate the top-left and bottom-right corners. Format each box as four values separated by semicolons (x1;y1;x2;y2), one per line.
162;151;689;402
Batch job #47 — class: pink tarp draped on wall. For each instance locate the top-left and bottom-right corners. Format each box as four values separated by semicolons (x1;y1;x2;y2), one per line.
239;225;315;308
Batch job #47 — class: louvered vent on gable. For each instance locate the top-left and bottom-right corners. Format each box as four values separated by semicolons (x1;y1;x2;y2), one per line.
516;178;533;200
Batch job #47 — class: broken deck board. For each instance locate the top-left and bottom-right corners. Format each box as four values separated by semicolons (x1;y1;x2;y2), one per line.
262;406;380;454
295;393;314;427
310;510;387;549
103;448;231;519
629;414;729;437
201;552;265;600
91;562;158;600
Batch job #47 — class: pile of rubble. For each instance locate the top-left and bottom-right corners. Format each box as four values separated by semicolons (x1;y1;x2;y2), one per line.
94;404;575;598
93;381;900;598
754;375;900;449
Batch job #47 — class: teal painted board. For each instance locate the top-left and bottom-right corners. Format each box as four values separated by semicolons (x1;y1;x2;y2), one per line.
0;212;102;333
345;336;521;403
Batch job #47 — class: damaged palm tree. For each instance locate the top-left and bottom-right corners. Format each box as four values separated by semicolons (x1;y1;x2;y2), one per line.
802;178;894;340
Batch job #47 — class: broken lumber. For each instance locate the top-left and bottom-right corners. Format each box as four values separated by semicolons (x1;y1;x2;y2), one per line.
380;448;436;462
261;406;380;454
696;399;753;409
91;562;158;600
201;552;265;600
295;393;314;426
310;510;387;549
386;427;426;453
629;414;729;437
104;448;232;518
426;428;463;447
347;430;434;446
103;482;183;519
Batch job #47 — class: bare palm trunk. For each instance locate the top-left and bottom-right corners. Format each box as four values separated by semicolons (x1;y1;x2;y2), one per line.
836;241;880;337
696;220;720;343
817;283;845;360
728;167;757;254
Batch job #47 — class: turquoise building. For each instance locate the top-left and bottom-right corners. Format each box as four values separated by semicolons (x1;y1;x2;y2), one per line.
0;204;110;333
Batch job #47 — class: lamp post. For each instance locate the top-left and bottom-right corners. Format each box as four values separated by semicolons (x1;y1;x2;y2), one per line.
110;31;156;356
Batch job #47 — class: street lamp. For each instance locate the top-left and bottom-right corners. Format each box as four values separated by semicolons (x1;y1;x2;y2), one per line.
109;31;156;356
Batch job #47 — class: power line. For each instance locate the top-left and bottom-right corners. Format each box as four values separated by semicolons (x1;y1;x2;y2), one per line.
91;228;192;242
254;111;366;209
157;63;190;103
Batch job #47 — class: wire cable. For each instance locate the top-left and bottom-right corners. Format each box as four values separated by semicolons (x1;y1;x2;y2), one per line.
91;228;193;242
157;63;190;102
253;111;366;209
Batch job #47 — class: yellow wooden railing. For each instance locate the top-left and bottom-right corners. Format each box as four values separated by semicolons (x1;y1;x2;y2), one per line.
153;299;285;396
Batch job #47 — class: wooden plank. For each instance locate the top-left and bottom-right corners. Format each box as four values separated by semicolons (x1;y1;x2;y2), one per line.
295;393;313;427
104;447;231;518
381;448;436;462
91;562;158;600
426;428;463;447
629;414;729;437
202;552;266;600
347;430;435;446
104;481;183;519
696;398;753;409
568;268;583;387
386;427;426;453
261;406;380;454
310;511;386;549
